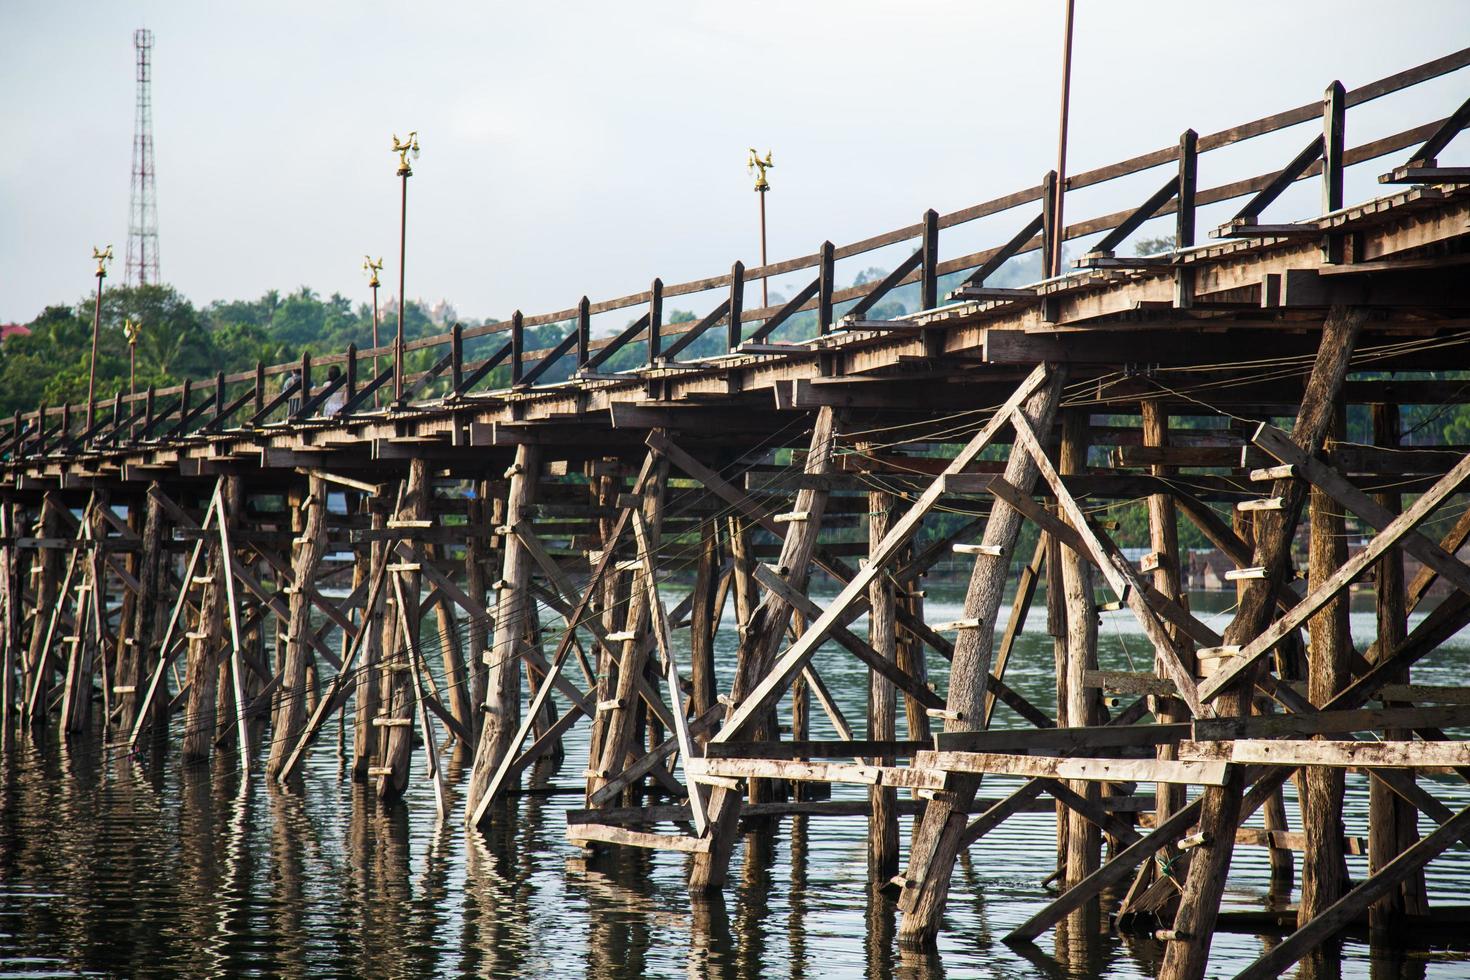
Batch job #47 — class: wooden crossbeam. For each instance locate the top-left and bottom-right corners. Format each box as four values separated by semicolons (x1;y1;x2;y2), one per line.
1200;447;1470;701
1253;422;1470;599
1234;800;1470;980
1007;412;1207;717
707;364;1052;742
1187;739;1470;769
918;749;1228;786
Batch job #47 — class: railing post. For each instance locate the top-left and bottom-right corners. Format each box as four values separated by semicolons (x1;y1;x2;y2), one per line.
110;391;123;437
921;209;939;311
1176;129;1199;309
144;387;155;438
1040;170;1059;277
254;362;265;416
178;380;192;432
576;296;591;368
728;261;745;350
648;277;664;366
346;344;358;403
35;403;48;454
1177;129;1198;248
215;371;226;418
818;240;835;335
1323;80;1346;263
60;403;71;448
511;310;524;385
450;323;464;394
296;353;310;418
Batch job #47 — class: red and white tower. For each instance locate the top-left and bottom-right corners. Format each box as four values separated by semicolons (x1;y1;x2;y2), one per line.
125;28;161;288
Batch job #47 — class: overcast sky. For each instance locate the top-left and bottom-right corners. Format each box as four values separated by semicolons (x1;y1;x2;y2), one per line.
3;2;1467;326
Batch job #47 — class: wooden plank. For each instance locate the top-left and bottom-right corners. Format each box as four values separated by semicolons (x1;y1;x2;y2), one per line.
1192;739;1470;769
936;723;1190;754
919;749;1229;786
704;739;932;760
1194;704;1470;740
566;823;710;853
688;756;950;790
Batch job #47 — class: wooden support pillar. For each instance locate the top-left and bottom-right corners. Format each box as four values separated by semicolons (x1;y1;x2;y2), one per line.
1142;400;1193;821
592;457;668;804
691;407;840;892
1159;307;1363;980
896;371;1064;946
466;442;541;820
266;475;328;778
1046;513;1070;877
585;462;624;779
868;486;900;882
183;480;237;764
1299;405;1351;928
465;483;492;711
22;497;62;724
1237;510;1295;890
689;519;720;730
1367;403;1427;931
378;458;429;802
524;602;562;763
352;497;387;781
61;496;104;735
428;540;475;752
0;499;17;725
897;550;930;746
1059;410;1100;890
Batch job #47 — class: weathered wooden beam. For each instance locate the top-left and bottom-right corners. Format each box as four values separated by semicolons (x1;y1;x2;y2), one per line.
918;750;1228;786
1199;447;1470;702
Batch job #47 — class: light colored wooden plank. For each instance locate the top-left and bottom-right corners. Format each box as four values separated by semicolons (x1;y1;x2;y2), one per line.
919;749;1229;785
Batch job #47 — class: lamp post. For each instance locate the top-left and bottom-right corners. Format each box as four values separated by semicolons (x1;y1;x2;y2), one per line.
363;255;384;406
123;319;140;439
1050;0;1077;278
748;149;773;308
122;319;140;399
390;132;419;405
86;245;113;427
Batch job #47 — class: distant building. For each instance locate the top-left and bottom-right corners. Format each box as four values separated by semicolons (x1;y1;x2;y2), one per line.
0;323;30;341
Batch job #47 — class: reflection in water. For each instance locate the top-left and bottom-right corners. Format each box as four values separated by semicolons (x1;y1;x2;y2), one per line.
3;590;1470;978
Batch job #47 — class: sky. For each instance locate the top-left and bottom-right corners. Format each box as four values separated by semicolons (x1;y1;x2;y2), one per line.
2;1;1467;327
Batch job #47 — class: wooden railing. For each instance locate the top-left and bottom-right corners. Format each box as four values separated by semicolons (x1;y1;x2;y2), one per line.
3;48;1468;460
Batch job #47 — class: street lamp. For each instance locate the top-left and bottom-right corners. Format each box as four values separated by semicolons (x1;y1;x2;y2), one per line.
390;131;419;405
123;318;140;439
363;255;384;406
122;319;140;399
747;149;773;308
87;245;113;428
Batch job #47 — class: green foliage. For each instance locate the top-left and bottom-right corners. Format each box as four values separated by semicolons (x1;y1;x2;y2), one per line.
0;283;447;416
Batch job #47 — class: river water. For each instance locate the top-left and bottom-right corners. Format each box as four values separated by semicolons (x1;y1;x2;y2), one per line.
2;587;1468;978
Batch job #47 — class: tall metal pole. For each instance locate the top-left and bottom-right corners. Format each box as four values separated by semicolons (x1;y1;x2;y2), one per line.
1050;0;1076;279
365;256;383;409
749;149;773;310
395;171;408;404
86;247;111;427
371;280;382;407
758;188;769;308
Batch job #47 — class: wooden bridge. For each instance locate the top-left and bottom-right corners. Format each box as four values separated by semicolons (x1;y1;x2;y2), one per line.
5;47;1470;980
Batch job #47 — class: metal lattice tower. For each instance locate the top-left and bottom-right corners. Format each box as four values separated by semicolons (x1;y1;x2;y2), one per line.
125;28;160;288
